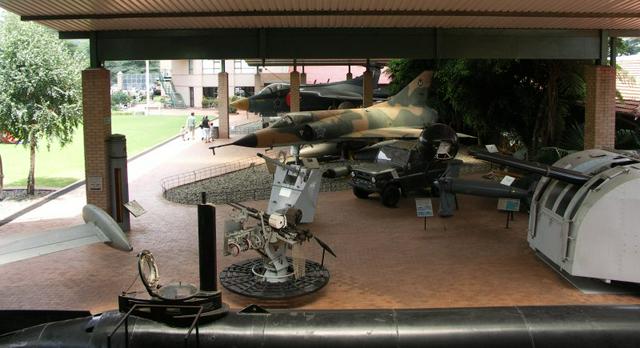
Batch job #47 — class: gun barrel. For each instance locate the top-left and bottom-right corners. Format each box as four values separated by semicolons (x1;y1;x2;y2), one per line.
257;153;300;174
470;151;591;185
438;178;529;199
228;202;264;220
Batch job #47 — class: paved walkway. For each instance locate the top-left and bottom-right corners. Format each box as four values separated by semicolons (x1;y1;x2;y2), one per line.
1;123;639;314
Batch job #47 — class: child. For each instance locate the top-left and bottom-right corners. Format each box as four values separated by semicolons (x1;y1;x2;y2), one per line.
180;126;187;141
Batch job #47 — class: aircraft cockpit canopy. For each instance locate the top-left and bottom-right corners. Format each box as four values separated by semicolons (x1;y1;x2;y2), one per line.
258;83;289;96
272;115;295;128
272;113;314;128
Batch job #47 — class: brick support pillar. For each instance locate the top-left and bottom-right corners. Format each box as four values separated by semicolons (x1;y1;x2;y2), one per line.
218;72;229;139
254;73;263;95
362;69;373;107
290;71;300;112
82;68;112;213
584;65;616;149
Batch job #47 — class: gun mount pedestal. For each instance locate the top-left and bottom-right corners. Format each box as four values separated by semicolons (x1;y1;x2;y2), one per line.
220;257;329;299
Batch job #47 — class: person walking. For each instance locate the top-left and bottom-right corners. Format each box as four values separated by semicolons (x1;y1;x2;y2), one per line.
201;115;211;142
186;112;196;140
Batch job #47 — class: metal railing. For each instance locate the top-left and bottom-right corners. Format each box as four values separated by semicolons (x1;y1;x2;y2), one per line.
160;156;267;192
163;176;352;206
230;120;263;135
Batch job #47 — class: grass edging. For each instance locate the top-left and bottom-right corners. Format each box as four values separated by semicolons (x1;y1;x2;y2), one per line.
0;133;181;227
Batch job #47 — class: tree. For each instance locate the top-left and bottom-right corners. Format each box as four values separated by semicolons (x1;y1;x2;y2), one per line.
0;14;83;194
387;59;586;151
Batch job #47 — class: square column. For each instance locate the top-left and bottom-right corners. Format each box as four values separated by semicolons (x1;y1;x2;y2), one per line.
290;71;301;112
584;65;616;149
218;72;230;139
82;68;112;213
254;73;263;94
300;72;307;85
362;69;373;107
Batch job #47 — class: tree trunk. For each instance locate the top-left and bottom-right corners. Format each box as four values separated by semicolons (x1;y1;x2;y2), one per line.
26;133;36;195
0;154;3;198
543;63;560;146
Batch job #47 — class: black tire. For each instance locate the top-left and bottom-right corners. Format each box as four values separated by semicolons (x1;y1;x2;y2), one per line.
353;186;371;199
381;185;401;207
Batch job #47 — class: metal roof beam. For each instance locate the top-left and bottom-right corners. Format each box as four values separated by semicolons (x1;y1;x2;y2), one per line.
24;10;640;21
60;28;602;61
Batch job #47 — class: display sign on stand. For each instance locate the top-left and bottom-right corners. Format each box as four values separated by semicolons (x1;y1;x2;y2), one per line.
416;198;434;231
497;198;520;228
123;200;147;218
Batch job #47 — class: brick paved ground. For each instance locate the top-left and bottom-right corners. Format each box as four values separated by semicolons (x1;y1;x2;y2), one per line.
1;125;639;314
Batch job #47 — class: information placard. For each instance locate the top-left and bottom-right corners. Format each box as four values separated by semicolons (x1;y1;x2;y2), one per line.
485;144;499;153
415;198;434;218
497;198;520;212
500;175;516;186
123;200;147;217
87;176;102;192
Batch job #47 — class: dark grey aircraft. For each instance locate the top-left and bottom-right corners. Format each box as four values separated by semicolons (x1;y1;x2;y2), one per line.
231;68;389;117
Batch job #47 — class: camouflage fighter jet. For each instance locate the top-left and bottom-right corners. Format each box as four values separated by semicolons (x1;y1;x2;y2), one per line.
231;68;389;117
211;71;438;157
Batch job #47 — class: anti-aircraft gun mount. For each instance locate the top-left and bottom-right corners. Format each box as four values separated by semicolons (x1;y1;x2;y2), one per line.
220;202;336;299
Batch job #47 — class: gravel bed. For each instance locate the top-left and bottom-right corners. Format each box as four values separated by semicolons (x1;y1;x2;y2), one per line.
0;188;54;202
164;162;355;205
164;156;488;206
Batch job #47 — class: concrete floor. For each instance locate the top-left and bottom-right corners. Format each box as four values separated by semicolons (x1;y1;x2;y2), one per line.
1;128;639;314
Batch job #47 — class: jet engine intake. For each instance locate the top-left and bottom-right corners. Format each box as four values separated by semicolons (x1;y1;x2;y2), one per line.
418;123;459;161
300;118;350;142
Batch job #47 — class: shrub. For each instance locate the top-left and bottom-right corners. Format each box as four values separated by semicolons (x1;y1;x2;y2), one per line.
111;91;132;108
202;96;218;109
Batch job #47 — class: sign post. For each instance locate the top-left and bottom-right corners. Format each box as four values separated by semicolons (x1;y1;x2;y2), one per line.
497;198;520;228
415;198;434;231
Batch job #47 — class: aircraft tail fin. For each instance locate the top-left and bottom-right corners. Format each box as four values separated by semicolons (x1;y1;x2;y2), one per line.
386;71;433;107
371;66;381;89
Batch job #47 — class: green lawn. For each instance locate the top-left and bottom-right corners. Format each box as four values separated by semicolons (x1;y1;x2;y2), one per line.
1;113;185;188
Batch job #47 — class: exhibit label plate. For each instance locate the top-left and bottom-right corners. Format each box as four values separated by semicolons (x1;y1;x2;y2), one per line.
415;198;434;217
123;200;147;217
500;175;515;186
498;198;520;212
87;176;102;191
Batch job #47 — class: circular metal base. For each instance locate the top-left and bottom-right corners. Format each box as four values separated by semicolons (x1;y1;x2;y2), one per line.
220;257;330;299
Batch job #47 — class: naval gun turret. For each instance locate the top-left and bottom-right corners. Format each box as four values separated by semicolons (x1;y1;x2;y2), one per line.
467;149;640;284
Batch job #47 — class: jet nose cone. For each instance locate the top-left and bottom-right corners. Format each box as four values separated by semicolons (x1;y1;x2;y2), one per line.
231;98;249;111
233;133;258;147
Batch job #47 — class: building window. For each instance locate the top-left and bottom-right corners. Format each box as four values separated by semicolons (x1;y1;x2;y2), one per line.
203;87;218;98
203;60;222;74
234;87;254;97
188;60;193;75
233;60;255;74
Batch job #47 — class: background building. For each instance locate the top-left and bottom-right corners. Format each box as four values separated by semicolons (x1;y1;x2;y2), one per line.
169;59;289;108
